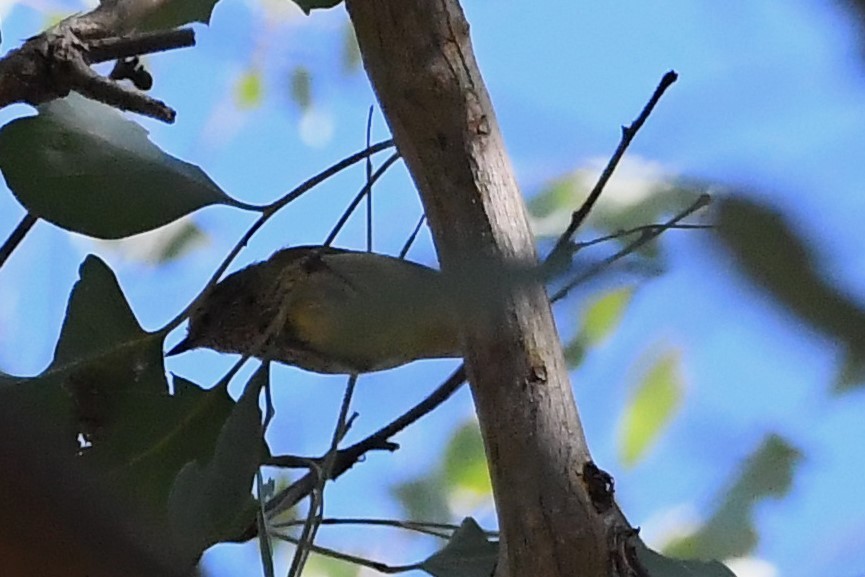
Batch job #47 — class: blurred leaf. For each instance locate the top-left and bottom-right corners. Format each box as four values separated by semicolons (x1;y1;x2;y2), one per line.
563;286;634;368
290;66;313;111
637;539;737;577
236;68;264;109
715;197;865;392
393;476;451;524
342;21;362;72
168;365;265;560
665;433;801;560
529;158;704;242
93;218;208;266
136;0;220;30
0;94;251;239
421;518;497;577
618;351;683;467
582;286;634;345
443;421;492;498
291;0;343;14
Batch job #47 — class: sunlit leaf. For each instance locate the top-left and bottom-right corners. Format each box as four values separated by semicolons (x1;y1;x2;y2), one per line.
618;351;683;466
715;197;865;392
236;68;264;109
290;66;313;111
443;421;492;498
0;94;251;239
583;286;634;345
421;518;497;577
665;434;801;560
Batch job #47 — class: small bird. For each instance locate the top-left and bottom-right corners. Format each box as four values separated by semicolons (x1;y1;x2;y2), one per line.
167;246;462;374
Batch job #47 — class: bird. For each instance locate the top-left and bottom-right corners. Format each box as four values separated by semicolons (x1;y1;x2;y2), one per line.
167;245;462;374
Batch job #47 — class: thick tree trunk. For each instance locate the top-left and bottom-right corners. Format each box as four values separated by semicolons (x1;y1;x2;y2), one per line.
344;2;609;576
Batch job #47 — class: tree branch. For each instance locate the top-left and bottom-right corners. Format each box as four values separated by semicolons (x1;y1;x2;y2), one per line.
344;2;608;576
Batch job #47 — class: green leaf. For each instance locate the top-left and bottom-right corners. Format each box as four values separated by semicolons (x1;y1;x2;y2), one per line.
290;0;343;14
341;21;361;72
0;255;261;533
0;94;251;239
135;0;220;31
442;421;492;498
715;197;865;392
236;68;265;109
637;540;737;577
167;365;266;560
665;434;800;560
421;518;498;577
393;476;451;524
582;286;634;345
290;67;313;111
618;351;683;466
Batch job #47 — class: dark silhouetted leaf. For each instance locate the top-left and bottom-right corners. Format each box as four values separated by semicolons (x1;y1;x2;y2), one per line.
715;197;865;391
291;0;343;15
0;94;251;239
167;365;266;560
665;433;800;559
637;539;737;577
421;518;497;577
136;0;220;31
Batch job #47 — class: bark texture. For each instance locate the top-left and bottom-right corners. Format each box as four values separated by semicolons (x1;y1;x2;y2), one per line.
344;2;609;576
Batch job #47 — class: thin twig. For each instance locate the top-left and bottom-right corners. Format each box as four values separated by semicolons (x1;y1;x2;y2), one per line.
0;213;38;270
273;531;422;574
548;70;679;263
160;139;394;335
550;194;710;303
271;517;491;540
323;152;401;247
399;215;426;259
365;107;375;253
287;374;359;577
262;365;465;519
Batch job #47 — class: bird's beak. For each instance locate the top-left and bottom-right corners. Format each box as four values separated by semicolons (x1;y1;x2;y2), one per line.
166;337;194;357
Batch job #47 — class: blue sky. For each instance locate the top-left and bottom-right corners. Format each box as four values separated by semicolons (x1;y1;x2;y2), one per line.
2;2;865;577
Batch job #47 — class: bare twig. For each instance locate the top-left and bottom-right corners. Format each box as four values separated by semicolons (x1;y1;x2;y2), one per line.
85;28;195;63
548;71;679;264
273;531;422;574
323;152;401;247
550;194;710;303
0;213;38;270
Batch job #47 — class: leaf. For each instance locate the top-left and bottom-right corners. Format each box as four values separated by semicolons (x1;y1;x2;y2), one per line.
290;66;313;111
341;21;361;72
167;365;266;560
421;518;498;577
236;68;265;109
290;0;343;15
393;476;451;524
618;351;683;466
93;218;209;265
637;540;737;577
442;421;492;498
0;256;260;529
0;94;251;239
135;0;220;31
563;287;634;369
715;197;865;391
665;434;801;560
